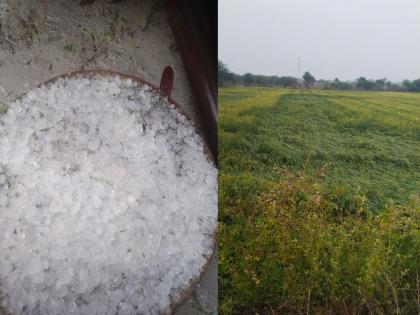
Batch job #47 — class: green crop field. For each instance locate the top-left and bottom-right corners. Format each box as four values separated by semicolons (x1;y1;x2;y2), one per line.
219;87;420;314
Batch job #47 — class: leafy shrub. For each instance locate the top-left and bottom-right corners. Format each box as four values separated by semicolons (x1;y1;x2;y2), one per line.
219;172;420;314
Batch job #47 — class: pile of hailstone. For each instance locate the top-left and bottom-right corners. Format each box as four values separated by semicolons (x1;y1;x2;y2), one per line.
0;75;217;315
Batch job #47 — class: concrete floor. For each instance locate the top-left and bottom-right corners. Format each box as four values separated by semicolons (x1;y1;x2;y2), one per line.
0;0;216;314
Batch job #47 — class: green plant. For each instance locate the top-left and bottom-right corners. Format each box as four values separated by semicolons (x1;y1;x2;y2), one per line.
63;43;77;55
220;171;419;314
219;87;420;314
0;102;7;114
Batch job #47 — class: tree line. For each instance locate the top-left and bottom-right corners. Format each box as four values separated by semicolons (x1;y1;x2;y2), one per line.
218;60;420;92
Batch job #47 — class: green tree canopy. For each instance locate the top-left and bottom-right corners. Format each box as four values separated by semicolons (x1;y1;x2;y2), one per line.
356;77;374;90
242;73;254;86
303;71;316;88
218;60;237;87
218;60;420;93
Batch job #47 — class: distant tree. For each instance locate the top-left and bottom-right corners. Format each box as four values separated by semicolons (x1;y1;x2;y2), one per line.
411;79;420;92
374;79;387;91
278;76;298;88
266;76;278;86
219;61;418;93
316;79;329;89
330;78;352;90
303;71;316;88
330;78;341;90
356;77;374;90
269;76;280;86
255;75;267;86
242;73;254;86
402;80;413;92
384;81;393;91
403;79;420;92
386;82;403;92
218;61;236;87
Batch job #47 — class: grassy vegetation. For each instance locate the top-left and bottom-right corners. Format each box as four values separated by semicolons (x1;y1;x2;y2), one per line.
219;87;420;314
0;103;7;114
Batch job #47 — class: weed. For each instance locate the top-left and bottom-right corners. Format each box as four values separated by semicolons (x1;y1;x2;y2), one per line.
0;102;7;114
63;43;77;55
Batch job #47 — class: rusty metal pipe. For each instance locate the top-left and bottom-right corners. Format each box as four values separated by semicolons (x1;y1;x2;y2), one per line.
167;0;218;165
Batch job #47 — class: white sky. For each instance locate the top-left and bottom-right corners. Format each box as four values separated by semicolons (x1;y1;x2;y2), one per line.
218;0;420;81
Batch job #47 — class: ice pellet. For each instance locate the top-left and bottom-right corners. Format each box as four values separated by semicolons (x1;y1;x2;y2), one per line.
0;75;217;315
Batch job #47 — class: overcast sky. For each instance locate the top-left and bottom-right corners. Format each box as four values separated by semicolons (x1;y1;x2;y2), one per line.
219;0;420;82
